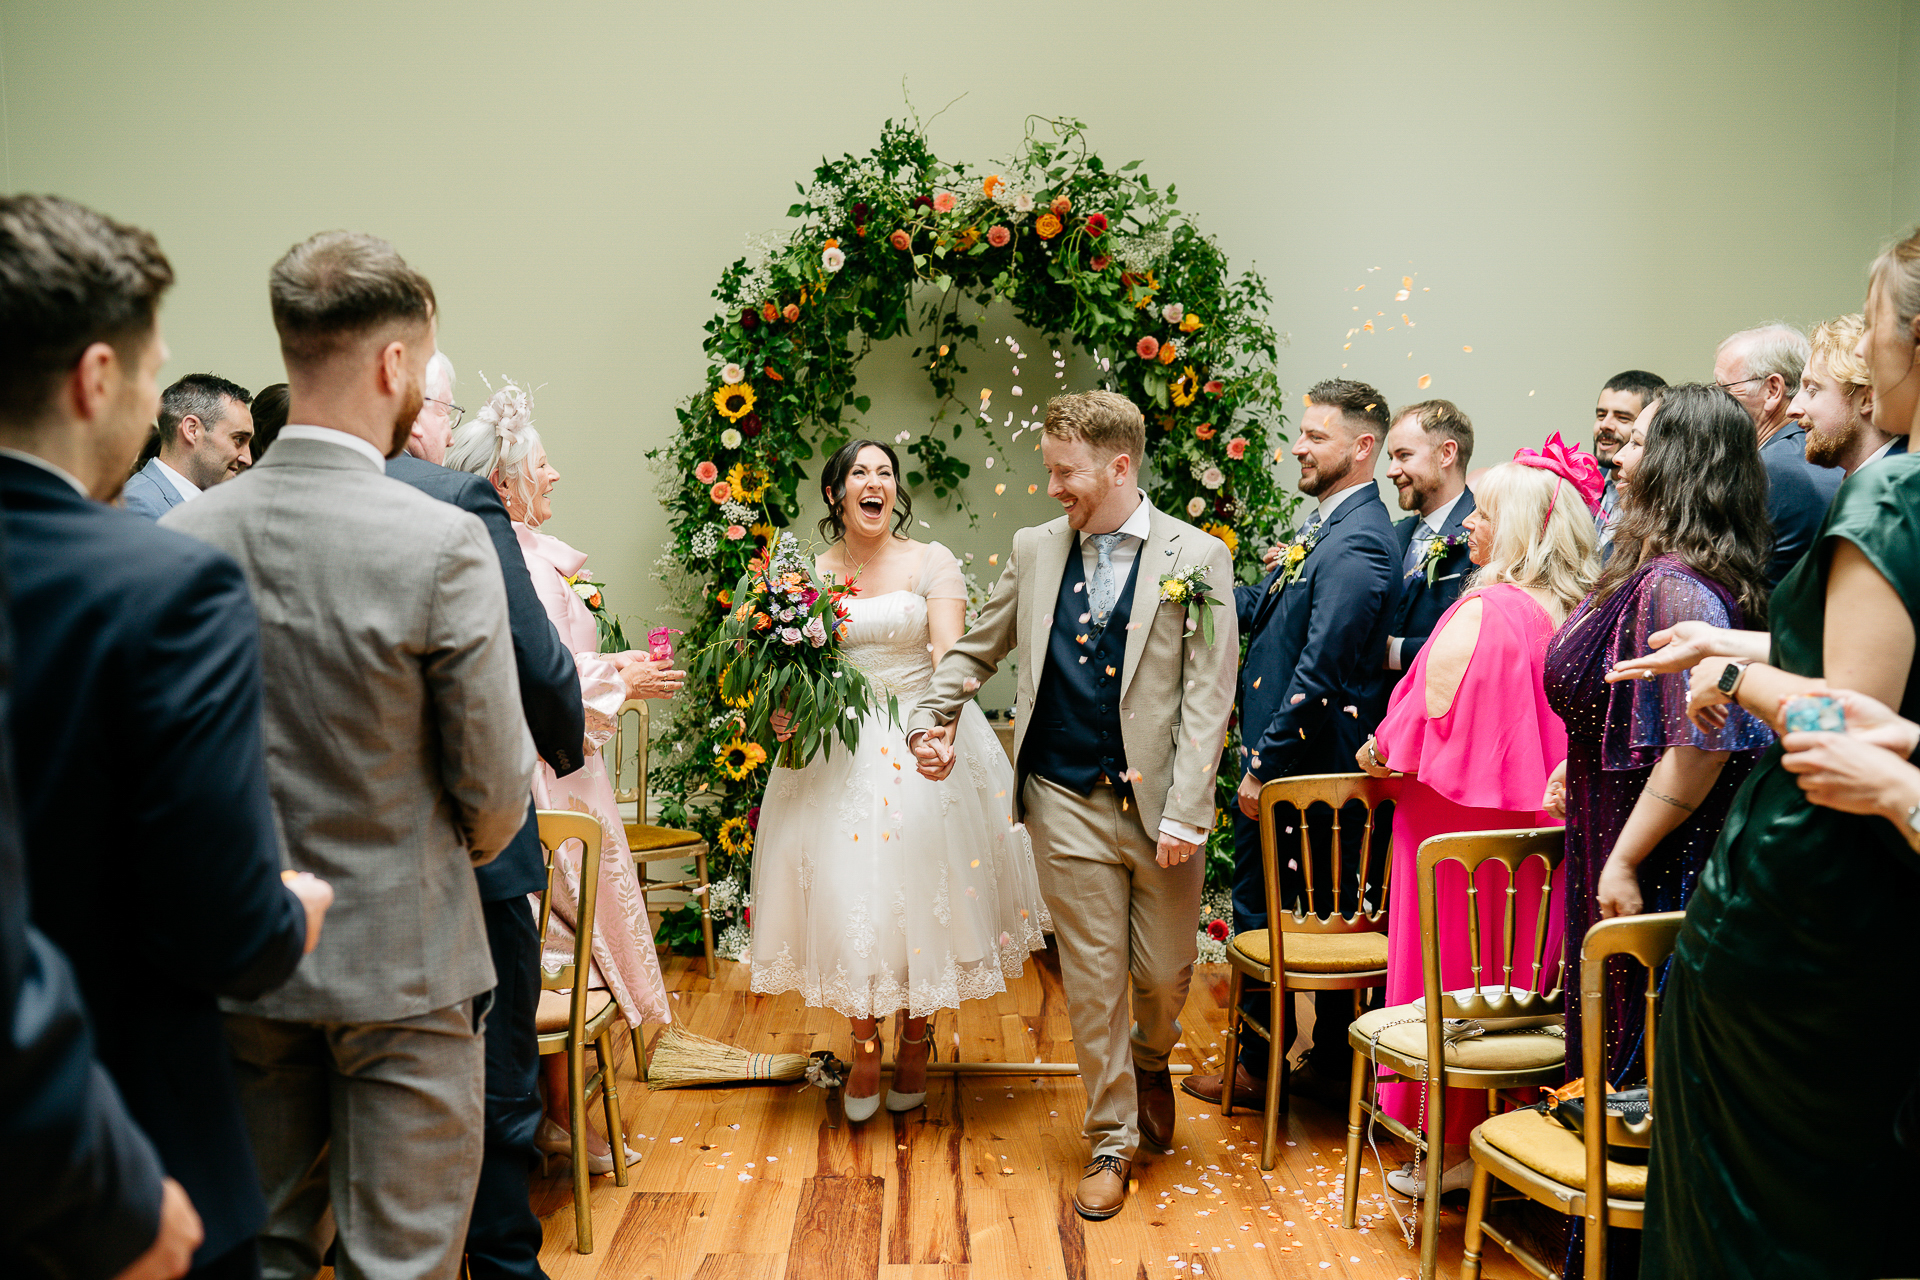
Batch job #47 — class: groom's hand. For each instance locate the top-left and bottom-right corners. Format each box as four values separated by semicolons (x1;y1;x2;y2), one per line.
1156;833;1199;869
909;724;957;780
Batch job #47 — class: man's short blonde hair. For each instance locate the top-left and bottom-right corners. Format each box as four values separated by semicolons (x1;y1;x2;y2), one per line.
1042;390;1146;463
1808;313;1870;391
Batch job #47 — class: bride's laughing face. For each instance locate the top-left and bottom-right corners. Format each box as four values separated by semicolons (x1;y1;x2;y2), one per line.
838;445;896;539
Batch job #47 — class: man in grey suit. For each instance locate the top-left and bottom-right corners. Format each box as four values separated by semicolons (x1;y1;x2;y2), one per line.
908;392;1237;1221
122;373;254;518
164;231;534;1280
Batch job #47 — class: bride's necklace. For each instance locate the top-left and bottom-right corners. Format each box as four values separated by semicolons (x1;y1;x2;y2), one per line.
841;534;888;583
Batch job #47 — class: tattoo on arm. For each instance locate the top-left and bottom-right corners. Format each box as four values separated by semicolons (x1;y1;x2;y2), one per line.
1644;786;1696;814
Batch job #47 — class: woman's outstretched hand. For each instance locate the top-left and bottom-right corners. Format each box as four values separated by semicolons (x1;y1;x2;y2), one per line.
1606;621;1764;683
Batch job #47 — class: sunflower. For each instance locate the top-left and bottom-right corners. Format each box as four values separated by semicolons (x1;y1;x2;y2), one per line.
1170;365;1199;407
716;736;768;781
727;461;771;502
749;521;776;548
1202;521;1240;556
713;384;757;422
717;815;753;859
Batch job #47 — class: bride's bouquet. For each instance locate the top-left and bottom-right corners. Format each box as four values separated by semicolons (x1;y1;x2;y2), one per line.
693;532;895;770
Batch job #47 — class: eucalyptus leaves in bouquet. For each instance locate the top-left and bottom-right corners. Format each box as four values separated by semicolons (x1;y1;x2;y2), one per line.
691;532;896;770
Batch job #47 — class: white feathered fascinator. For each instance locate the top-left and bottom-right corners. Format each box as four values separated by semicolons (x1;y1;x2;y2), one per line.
473;374;535;453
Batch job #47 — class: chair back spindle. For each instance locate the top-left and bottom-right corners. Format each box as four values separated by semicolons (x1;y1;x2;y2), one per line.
1257;773;1398;938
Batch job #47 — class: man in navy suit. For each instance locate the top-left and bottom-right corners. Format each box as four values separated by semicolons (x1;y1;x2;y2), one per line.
1713;325;1843;584
1383;399;1476;684
0;195;330;1280
0;519;206;1280
1184;379;1401;1109
121;374;254;519
388;351;584;1280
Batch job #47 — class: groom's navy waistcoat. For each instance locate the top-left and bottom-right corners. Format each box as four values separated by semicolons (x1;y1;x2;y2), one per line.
1023;540;1139;800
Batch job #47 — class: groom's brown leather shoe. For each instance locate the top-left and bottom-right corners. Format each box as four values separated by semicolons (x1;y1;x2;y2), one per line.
1074;1155;1131;1221
1136;1066;1175;1152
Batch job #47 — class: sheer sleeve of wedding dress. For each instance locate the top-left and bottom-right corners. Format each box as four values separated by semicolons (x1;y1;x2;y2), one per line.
748;541;1050;1018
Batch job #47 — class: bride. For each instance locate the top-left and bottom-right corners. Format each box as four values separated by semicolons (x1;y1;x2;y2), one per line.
750;438;1049;1120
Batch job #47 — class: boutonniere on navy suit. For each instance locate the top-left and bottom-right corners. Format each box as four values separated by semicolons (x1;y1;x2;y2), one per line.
1386;486;1476;677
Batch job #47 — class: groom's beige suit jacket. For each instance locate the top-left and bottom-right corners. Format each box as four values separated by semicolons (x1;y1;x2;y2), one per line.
909;499;1237;836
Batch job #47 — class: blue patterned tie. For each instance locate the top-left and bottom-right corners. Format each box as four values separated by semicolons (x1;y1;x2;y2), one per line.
1087;532;1126;629
1402;521;1432;575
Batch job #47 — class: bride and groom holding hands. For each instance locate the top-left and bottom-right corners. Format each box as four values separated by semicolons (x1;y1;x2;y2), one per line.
748;389;1237;1221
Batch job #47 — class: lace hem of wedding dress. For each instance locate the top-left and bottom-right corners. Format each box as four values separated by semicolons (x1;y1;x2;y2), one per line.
747;919;1050;1019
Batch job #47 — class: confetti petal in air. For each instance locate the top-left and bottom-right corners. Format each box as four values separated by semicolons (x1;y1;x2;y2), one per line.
1418;374;1433;389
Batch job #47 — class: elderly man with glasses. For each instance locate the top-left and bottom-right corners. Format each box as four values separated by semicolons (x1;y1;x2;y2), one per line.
405;351;464;464
1714;322;1843;585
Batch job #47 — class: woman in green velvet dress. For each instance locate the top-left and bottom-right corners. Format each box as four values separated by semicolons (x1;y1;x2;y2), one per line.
1642;231;1920;1280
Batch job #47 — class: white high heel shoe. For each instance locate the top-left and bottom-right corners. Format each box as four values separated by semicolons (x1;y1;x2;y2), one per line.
536;1117;639;1175
885;1014;936;1112
844;1028;883;1123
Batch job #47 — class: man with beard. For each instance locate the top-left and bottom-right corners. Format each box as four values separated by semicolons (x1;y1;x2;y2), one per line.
1713;323;1843;584
1381;400;1475;685
1184;379;1400;1109
165;231;535;1280
1591;370;1665;553
122;375;255;518
1791;313;1899;476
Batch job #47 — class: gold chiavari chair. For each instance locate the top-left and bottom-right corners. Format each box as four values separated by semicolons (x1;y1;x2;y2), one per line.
1339;827;1569;1280
610;698;714;1025
534;810;631;1254
1223;773;1398;1170
1461;910;1680;1280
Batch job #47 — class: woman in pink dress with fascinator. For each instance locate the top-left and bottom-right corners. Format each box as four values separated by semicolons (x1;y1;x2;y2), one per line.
447;381;676;1173
1353;433;1602;1198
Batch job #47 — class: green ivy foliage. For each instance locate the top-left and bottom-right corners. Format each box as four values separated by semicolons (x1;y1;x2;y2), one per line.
645;117;1296;904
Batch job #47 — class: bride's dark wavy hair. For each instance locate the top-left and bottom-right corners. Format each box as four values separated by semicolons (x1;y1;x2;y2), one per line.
1591;382;1772;627
817;438;913;542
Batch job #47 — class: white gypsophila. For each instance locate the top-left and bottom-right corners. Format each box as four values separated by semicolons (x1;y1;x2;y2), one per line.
717;922;751;963
707;874;745;917
721;501;755;525
690;525;721;558
1110;226;1173;273
706;712;739;731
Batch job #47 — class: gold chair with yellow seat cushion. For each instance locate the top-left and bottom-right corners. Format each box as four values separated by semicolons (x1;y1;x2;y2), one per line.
609;698;712;1072
1222;773;1398;1172
534;810;631;1254
1462;910;1682;1280
1338;826;1568;1280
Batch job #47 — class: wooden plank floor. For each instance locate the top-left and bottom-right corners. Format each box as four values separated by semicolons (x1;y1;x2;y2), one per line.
508;946;1543;1280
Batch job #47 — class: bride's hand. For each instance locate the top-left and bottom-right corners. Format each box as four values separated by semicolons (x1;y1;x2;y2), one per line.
770;709;794;743
910;724;956;780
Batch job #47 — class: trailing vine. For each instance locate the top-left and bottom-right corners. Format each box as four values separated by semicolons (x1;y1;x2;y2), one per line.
643;116;1296;957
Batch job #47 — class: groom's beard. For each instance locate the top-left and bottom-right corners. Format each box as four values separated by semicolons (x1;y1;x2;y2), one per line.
1299;454;1354;498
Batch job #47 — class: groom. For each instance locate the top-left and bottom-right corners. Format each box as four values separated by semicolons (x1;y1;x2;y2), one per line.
910;391;1237;1221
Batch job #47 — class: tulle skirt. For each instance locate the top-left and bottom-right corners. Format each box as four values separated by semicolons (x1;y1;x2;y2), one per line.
748;700;1050;1018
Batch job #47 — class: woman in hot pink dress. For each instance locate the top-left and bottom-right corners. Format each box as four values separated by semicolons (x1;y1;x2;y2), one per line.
1355;437;1601;1198
447;383;675;1169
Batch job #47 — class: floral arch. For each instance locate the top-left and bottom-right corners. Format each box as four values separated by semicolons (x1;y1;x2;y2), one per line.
646;117;1295;957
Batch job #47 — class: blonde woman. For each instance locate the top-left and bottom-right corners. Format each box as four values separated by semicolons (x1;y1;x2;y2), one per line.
1354;437;1600;1196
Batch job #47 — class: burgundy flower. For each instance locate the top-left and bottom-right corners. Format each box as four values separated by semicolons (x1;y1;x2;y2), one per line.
1084;212;1109;237
741;307;758;329
911;195;933;211
742;906;752;927
851;201;870;225
1206;918;1230;942
739;412;763;439
747;805;761;830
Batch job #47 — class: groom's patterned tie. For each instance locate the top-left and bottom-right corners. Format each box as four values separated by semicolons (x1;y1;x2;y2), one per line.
1087;532;1126;629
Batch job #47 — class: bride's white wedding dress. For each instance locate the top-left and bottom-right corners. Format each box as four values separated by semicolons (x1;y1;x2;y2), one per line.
749;541;1050;1018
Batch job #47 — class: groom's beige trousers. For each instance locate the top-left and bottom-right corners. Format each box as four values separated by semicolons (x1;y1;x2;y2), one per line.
1022;774;1204;1162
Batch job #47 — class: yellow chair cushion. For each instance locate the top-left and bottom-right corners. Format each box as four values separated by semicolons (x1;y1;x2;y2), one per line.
1228;928;1389;974
1476;1107;1648;1198
625;823;705;854
535;988;615;1035
1352;1003;1565;1072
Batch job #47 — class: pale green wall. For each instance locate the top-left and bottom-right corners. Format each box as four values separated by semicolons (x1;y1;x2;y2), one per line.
2;0;1913;693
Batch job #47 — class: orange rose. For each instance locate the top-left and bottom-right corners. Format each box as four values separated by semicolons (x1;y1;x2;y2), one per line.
782;303;800;323
1035;213;1063;240
983;174;1004;197
761;302;777;323
1050;194;1072;216
1158;340;1179;365
1195;424;1216;440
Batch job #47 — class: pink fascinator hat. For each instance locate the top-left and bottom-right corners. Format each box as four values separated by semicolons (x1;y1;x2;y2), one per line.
1512;432;1606;520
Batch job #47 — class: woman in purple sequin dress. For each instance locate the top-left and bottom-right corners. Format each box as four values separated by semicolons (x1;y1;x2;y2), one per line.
1541;386;1774;1275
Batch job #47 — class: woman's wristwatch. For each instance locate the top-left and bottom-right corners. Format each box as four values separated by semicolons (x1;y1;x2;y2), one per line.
1716;661;1752;700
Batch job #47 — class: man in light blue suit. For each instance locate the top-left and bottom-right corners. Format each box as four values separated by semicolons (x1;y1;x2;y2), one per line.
120;373;252;518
